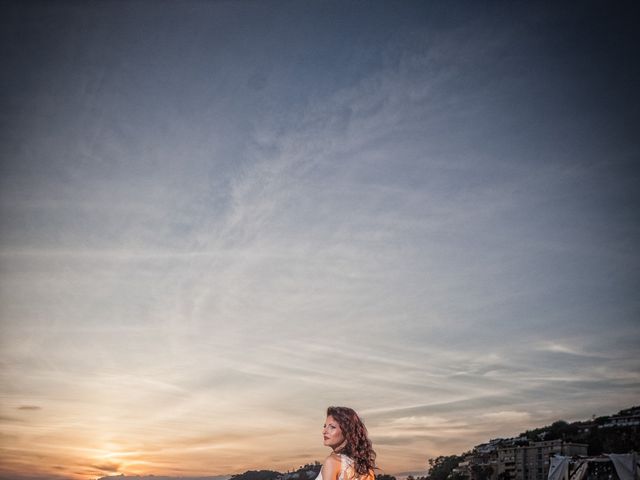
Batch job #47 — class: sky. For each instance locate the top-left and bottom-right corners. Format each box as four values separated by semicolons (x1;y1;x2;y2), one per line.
1;1;639;480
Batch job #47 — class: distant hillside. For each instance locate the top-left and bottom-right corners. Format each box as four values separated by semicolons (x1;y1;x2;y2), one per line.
226;462;321;480
519;405;640;454
97;463;321;480
423;405;640;480
231;470;282;480
96;476;231;480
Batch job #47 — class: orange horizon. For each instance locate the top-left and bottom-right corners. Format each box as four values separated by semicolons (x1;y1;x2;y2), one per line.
0;435;438;480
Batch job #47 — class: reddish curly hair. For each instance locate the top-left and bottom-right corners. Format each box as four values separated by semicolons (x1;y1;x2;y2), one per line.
327;406;376;476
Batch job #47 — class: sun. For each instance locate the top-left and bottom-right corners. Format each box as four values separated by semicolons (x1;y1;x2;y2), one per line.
92;446;149;477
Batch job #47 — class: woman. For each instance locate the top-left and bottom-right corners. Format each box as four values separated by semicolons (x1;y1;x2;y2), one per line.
318;406;376;480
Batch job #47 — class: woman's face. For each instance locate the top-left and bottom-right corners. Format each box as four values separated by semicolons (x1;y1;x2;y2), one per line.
323;415;346;450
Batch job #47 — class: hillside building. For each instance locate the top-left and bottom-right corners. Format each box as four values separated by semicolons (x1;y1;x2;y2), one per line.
454;439;588;480
497;439;588;480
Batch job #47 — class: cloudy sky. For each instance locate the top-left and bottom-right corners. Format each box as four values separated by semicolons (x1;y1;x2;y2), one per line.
1;1;639;480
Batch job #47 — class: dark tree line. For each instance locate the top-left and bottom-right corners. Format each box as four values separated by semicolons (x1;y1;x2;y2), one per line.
426;455;465;480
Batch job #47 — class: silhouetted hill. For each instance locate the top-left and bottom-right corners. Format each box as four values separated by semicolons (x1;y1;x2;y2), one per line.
231;471;282;480
283;463;322;480
423;406;640;480
520;405;640;454
96;476;231;480
96;465;322;480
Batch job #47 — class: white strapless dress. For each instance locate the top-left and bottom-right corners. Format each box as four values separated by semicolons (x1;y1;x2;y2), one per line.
316;454;355;480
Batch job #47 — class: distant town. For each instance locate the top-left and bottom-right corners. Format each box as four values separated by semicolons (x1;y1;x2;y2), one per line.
98;406;640;480
397;405;640;480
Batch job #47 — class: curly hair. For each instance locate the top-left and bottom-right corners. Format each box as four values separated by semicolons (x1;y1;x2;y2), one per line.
327;406;376;476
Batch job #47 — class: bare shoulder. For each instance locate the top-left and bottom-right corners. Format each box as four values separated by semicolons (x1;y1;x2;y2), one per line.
321;454;342;480
323;453;342;467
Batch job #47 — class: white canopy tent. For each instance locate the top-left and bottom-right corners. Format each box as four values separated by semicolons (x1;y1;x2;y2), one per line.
548;453;639;480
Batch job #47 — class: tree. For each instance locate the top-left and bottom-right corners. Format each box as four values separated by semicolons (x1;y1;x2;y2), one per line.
427;455;464;480
470;465;493;480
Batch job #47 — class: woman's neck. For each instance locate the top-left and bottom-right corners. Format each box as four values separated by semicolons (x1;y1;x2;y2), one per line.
332;440;348;455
